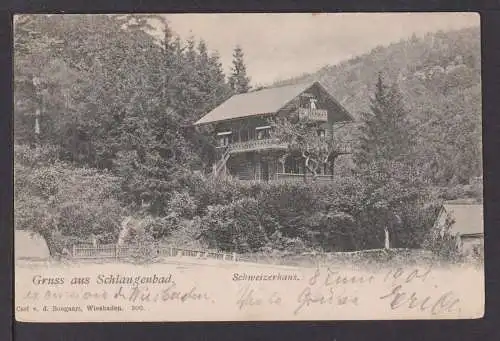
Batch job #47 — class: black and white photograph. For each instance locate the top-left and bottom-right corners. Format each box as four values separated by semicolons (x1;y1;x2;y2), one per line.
14;13;483;322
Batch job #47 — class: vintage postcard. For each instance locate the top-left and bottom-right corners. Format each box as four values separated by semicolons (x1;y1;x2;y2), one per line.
14;13;483;322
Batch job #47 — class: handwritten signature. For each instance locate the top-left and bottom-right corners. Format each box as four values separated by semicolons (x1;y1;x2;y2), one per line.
379;284;460;315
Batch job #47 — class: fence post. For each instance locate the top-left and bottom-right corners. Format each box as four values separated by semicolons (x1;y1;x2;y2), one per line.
114;244;118;260
72;244;76;258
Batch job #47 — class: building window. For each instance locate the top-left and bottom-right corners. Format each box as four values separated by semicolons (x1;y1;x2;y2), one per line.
217;131;232;147
256;126;271;140
240;129;249;142
317;129;326;138
284;155;301;174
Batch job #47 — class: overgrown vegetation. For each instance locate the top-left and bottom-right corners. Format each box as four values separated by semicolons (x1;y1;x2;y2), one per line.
14;15;482;260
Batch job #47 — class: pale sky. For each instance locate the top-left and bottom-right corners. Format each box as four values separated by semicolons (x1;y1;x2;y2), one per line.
156;13;479;86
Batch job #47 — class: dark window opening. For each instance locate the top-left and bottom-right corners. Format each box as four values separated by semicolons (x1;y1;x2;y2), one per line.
284;155;301;174
261;161;269;181
256;127;271;140
240;129;249;142
217;133;231;147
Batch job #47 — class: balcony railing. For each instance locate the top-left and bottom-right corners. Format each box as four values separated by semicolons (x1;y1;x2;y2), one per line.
298;108;328;122
217;139;352;154
226;138;288;153
333;143;352;154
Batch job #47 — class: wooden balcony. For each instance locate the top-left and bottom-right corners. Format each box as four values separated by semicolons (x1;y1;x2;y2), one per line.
227;138;288;153
332;143;352;155
298;108;328;122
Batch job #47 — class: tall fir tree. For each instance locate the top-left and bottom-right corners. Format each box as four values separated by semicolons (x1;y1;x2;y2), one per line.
161;24;177;101
354;73;411;175
228;45;250;94
207;51;231;108
195;39;212;111
353;74;419;250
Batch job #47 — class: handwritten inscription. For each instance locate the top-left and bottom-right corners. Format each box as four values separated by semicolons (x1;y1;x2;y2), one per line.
236;284;282;310
294;286;359;315
383;266;433;285
113;283;211;303
15;264;480;321
23;289;108;301
379;284;460;315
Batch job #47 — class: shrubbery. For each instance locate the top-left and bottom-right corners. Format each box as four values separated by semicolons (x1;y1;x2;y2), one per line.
14;144;125;255
199;197;267;252
176;176;446;254
15;143;480;259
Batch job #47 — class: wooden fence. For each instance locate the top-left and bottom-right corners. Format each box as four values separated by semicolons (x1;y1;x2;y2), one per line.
71;244;437;267
71;243;238;262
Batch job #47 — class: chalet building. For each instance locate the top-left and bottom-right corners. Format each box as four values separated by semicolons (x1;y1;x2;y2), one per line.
194;81;354;182
433;200;484;256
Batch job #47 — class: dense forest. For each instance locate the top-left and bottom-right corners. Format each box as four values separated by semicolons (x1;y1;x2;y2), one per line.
14;15;482;257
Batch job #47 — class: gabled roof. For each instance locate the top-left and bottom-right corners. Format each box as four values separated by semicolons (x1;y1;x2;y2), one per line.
439;201;483;236
194;81;352;125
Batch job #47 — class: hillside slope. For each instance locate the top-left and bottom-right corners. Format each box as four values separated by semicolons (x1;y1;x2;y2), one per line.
275;27;482;185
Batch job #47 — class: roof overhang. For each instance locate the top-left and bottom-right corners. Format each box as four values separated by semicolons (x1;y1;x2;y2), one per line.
194;81;355;126
195;112;275;126
460;233;484;238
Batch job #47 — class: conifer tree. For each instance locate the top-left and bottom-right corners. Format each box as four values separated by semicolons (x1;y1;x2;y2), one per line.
354;73;411;178
161;25;177;100
196;39;212;107
353;74;415;249
208;51;230;102
228;45;250;94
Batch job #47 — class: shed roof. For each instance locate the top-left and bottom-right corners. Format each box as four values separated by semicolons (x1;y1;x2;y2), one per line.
194;81;351;125
441;201;483;236
15;229;50;260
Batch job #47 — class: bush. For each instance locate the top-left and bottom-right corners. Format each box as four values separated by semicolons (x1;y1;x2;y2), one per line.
421;214;464;263
14;144;61;167
264;231;308;253
128;228;157;263
142;213;181;240
161;217;205;250
167;191;197;219
199;197;267;252
57;200;123;243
